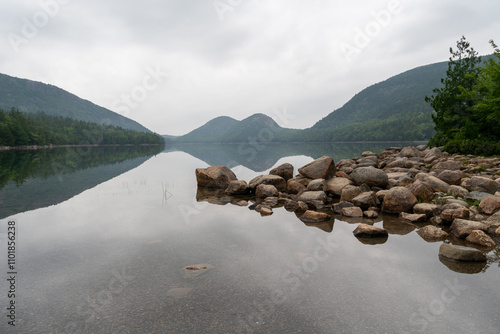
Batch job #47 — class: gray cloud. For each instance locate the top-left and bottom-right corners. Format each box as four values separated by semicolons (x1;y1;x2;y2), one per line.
1;0;499;135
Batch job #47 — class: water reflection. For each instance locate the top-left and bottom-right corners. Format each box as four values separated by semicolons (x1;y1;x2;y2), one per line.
0;146;163;218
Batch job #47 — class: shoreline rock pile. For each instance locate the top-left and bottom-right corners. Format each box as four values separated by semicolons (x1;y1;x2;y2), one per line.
195;146;500;266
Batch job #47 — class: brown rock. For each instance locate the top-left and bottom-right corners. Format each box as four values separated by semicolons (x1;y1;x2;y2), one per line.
340;186;362;202
440;208;470;222
297;191;327;203
382;186;418;214
353;224;388;237
417;225;448;241
479;197;500;215
450;219;488;239
269;163;294;181
437;170;462;185
424;175;450;193
400;212;427;223
249;175;287;192
196;166;237;189
287;179;306;194
333;201;354;214
448;185;469;199
406;181;435;203
413;203;440;218
298;156;336;180
352;191;378;210
225;180;249;195
432;160;461;171
295;201;309;214
364;210;379;218
326;177;353;196
465;230;496;248
299;210;331;223
342;207;363;217
260;207;273;216
256;184;279;199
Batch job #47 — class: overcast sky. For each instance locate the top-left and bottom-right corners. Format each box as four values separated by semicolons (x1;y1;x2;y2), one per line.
1;0;499;135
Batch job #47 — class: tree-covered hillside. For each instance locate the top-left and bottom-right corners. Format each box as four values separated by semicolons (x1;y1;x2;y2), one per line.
0;73;151;133
0;108;164;147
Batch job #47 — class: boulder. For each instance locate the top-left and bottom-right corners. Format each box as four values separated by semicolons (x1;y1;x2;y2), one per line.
465;230;496;248
479;197;500;215
465;191;493;203
299;210;331;223
466;176;500;194
406;181;435;203
287;179;306;194
196;166;237;189
382;187;418;214
256;184;279;199
353;224;388;237
448;185;469;199
340;186;362;202
417;225;448;241
350;167;389;187
307;179;327;191
437;170;462;185
364;210;379;218
298;156;336;180
269;163;294;181
297;191;327;203
440;208;470;222
450;219;488;239
400;146;421;158
432;160;461;171
352;191;378;210
424;175;450;193
326;177;353;196
425;147;443;158
413;203;440;218
439;243;487;262
225;180;249;195
400;212;427;223
342;206;363;217
333;201;354;214
249;175;287;192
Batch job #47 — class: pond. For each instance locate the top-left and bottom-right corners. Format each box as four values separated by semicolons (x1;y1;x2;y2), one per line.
1;143;499;333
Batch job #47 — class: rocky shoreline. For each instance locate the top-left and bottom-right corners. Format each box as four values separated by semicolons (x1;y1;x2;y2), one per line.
195;145;500;272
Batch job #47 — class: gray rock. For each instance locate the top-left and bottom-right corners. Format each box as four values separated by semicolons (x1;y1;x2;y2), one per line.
350;167;389;187
450;219;488;239
466;176;500;194
297;191;327;203
400;146;421;158
424;175;450;193
432;160;461;171
440;208;470;222
449;185;469;198
363;210;379;218
298;156;336;180
413;203;440;218
437;170;462;185
307;179;327;191
439;243;486;262
425;147;443;158
196;166;237;189
465;191;492;202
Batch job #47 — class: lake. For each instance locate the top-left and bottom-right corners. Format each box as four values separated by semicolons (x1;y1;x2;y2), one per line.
1;143;499;334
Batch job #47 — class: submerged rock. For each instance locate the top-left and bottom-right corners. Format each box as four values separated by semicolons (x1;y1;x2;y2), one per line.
439;244;486;262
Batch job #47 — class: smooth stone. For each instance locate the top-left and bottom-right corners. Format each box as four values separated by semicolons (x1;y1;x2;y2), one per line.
299;210;331;223
439;243;486;262
342;206;363;217
353;224;388;237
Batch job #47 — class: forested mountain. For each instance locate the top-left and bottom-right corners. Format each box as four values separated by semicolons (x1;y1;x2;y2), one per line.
176;114;300;143
173;56;492;143
0;73;151;133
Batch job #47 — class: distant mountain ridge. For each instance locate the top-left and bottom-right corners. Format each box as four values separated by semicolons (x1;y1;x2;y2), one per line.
0;73;151;133
171;56;492;143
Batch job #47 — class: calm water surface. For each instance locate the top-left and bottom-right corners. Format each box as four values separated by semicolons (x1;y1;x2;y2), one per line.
0;144;499;334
